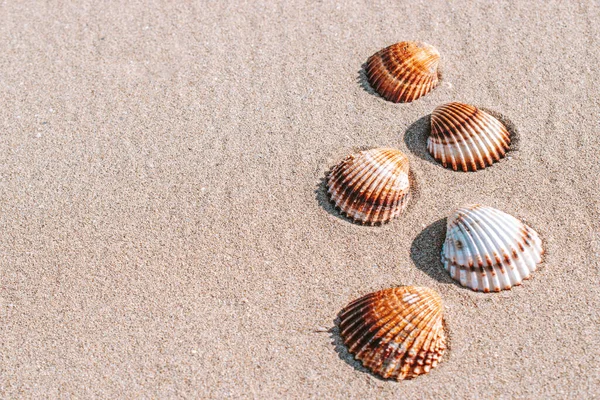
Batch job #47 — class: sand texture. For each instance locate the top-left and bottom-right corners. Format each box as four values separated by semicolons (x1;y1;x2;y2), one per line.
1;0;599;398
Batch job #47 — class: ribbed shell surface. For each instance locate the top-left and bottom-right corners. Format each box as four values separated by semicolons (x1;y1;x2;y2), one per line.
339;286;446;380
428;102;511;171
327;148;411;225
442;205;544;292
366;41;440;103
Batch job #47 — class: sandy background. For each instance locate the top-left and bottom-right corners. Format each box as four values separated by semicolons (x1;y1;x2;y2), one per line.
1;0;599;398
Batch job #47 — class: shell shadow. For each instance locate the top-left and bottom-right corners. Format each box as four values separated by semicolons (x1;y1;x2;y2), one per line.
410;217;459;286
329;318;396;382
403;114;437;166
315;176;343;221
357;62;382;99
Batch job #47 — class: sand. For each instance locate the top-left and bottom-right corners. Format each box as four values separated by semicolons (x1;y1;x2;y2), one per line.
1;0;599;398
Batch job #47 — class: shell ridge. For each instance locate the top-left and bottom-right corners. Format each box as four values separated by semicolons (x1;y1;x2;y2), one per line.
367;60;389;94
374;51;408;100
432;111;464;170
435;108;472;170
340;299;385;334
329;150;393;223
452;104;510;167
404;72;431;105
385;50;412;85
439;103;479;141
341;288;416;342
360;155;407;222
367;55;391;93
444;104;487;170
446;208;487;288
348;305;405;356
347;290;424;368
350;150;406;222
474;207;531;286
369;172;396;223
354;291;434;363
336;151;387;201
468;112;504;163
407;306;443;372
341;153;392;221
341;296;404;352
457;109;495;169
339;293;379;320
394;61;424;103
328;157;366;200
383;301;441;378
429;117;450;167
377;313;429;376
448;211;479;271
484;209;540;281
477;112;510;156
460;208;516;290
454;209;500;291
481;208;532;275
340;290;406;340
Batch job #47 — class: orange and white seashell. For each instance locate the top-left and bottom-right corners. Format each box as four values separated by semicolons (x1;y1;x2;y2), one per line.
339;286;446;380
428;102;511;171
442;205;544;292
365;41;441;103
327;148;411;225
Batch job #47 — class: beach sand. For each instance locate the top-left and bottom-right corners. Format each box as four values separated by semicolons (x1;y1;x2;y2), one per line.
1;0;599;398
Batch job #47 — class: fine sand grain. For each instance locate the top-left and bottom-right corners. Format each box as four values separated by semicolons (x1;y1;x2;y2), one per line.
1;1;599;398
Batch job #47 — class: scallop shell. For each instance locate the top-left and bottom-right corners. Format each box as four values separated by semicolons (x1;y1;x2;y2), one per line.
365;41;440;103
326;148;411;225
339;286;446;380
428;102;511;171
442;205;544;292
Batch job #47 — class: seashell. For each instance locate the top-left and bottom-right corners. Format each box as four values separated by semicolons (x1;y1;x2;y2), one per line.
428;102;511;171
442;204;544;292
326;148;411;225
365;41;441;103
339;286;446;380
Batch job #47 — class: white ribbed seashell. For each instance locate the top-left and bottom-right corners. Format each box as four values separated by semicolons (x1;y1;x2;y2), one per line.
442;205;544;292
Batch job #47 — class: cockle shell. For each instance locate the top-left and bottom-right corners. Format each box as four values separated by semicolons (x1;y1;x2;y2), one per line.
366;41;440;103
326;148;411;225
442;205;544;292
428;102;511;171
339;286;446;380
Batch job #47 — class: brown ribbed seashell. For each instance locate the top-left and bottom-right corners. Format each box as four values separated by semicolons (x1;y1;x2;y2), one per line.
326;148;411;225
339;286;446;380
428;102;511;171
365;41;440;103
